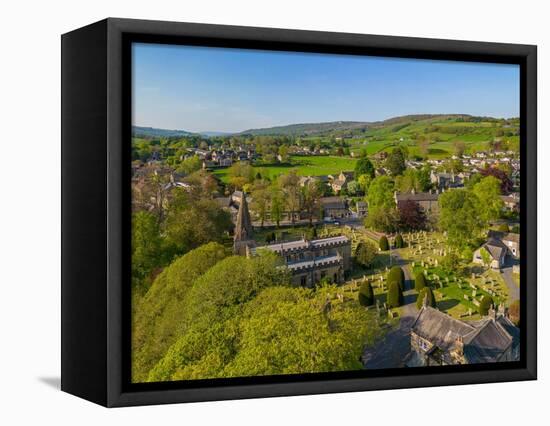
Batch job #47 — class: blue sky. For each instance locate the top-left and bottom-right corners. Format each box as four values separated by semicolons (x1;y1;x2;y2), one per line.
132;43;520;133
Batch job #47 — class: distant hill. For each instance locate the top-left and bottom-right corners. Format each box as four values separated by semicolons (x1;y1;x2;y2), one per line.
132;126;196;138
199;131;234;137
239;121;369;136
236;114;515;137
133;114;519;142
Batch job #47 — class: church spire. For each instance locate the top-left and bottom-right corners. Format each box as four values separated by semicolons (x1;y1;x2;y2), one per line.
233;192;254;255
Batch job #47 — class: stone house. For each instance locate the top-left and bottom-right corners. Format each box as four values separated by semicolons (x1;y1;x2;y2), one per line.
320;196;350;220
329;171;354;193
500;194;520;212
473;238;508;269
356;201;368;217
430;170;464;189
394;190;439;216
407;303;519;366
488;230;520;259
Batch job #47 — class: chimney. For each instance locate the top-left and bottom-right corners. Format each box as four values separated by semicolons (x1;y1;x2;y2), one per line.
488;304;497;320
454;335;464;358
422;291;429;308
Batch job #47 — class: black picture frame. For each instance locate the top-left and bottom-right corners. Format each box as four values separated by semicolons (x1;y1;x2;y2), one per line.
61;17;537;407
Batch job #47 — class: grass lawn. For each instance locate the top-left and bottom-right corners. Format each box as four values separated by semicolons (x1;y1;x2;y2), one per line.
212;155;357;183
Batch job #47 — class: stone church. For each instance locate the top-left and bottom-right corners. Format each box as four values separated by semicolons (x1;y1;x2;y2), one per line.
232;192;351;286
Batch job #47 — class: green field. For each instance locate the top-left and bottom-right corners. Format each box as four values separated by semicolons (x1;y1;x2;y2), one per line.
213;155;357;183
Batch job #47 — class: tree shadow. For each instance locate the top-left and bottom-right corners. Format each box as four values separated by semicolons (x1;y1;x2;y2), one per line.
437;299;459;312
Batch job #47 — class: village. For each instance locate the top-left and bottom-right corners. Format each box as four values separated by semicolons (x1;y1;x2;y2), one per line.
132;116;521;370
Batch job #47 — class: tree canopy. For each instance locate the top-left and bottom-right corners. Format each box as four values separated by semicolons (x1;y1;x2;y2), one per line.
355;241;378;268
438;189;485;249
355;157;375;179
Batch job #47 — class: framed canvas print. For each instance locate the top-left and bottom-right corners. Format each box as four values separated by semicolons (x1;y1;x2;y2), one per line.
61;18;537;407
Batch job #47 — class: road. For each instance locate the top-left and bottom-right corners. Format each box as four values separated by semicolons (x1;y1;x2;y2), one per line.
362;251;418;369
500;266;519;302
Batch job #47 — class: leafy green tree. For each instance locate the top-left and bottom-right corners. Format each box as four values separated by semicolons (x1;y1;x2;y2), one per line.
346;180;361;196
163;190;233;259
270;187;284;227
417;166;432;192
355;157;375;178
479;295;494;316
394;234;404;248
228;161;255;189
176;155;202;175
479;247;492;268
497;223;510;232
301;179;323;225
365;206;399;233
358;282;375;306
251;181;271;227
132;242;227;382
439;189;484;249
453;140;466;157
385;147;407;176
131;211;162;291
416;287;436;309
442;251;462;273
367;176;395;209
355;241;378;267
379;235;389;251
387;281;403;308
278;145;289;162
149;285;383;381
472;176;504;223
279;170;301;225
357;174;373;194
415;272;427;291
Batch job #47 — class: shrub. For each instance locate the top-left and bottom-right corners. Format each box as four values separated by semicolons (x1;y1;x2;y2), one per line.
416;287;436;309
379;235;389;251
497;224;510;232
358;282;375;307
387;266;405;291
387;281;403;308
479;295;494;316
415;272;427;292
511;225;520;234
394;233;404;248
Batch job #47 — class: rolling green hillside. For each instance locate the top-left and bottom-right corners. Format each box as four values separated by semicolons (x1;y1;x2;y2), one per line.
239;121;369;136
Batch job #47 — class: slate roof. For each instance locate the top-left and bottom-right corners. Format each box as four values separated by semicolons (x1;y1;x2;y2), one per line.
488;230;519;244
411;306;518;364
396;192;439;203
320;197;347;209
462;319;514;363
412;307;475;352
484;238;508;261
252;235;350;256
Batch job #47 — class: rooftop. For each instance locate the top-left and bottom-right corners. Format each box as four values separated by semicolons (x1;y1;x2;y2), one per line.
252;235;350;255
